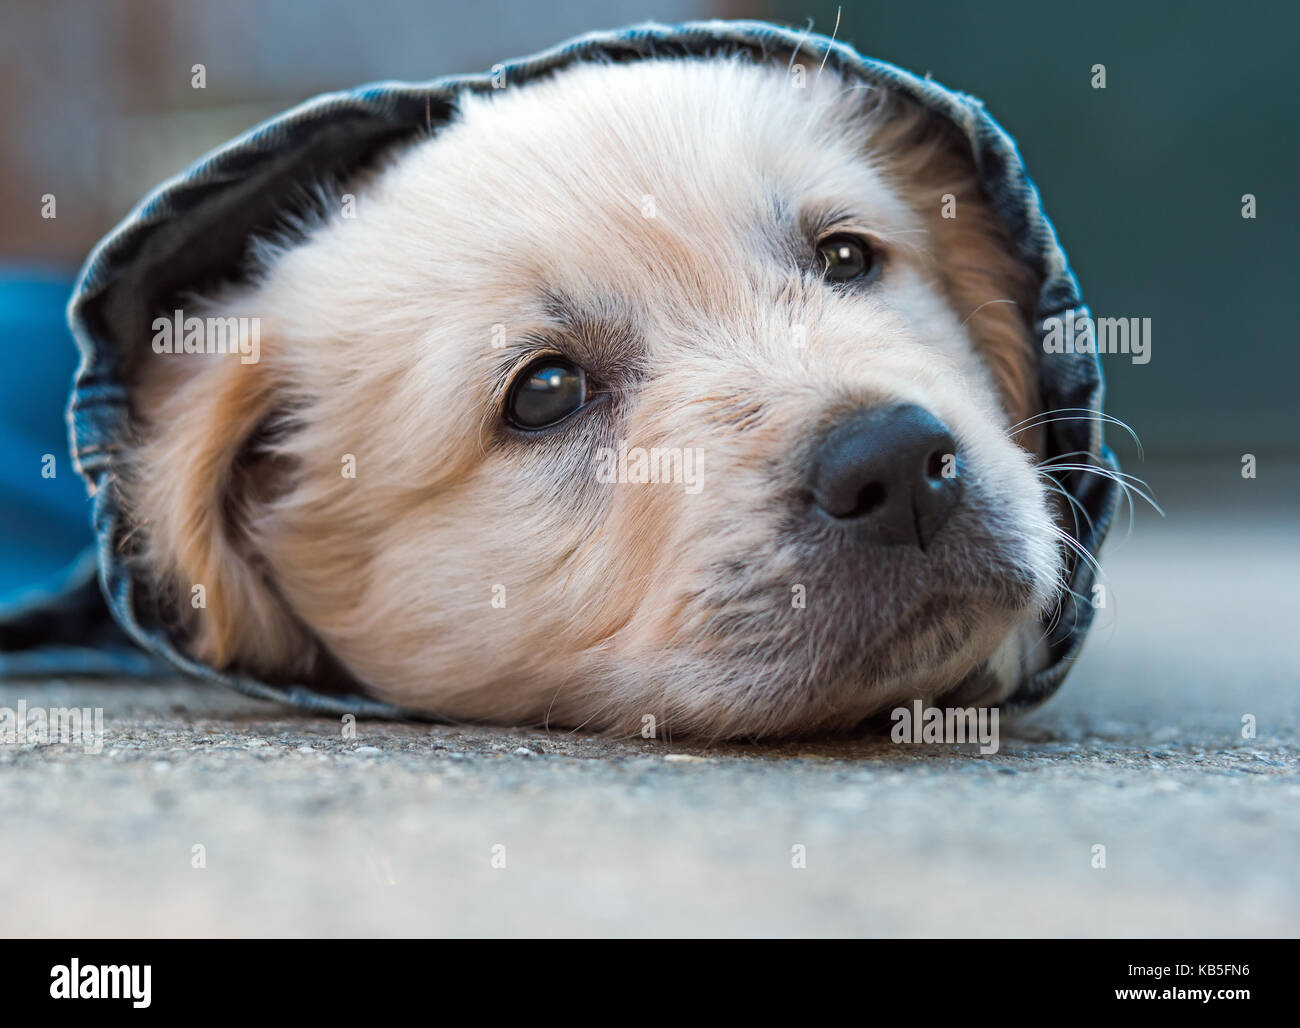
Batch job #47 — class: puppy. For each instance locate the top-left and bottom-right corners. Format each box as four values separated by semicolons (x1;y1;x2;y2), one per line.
125;56;1064;739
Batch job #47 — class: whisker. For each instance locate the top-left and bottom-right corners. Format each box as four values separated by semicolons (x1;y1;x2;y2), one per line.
1039;476;1096;540
1035;448;1102;465
816;6;843;78
786;18;814;74
1036;574;1092;649
1051;523;1103;579
1036;462;1163;517
1039;460;1159;545
1008;407;1145;460
960;297;1018;329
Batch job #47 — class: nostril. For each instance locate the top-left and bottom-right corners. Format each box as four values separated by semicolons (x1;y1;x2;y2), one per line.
925;449;950;483
855;480;887;516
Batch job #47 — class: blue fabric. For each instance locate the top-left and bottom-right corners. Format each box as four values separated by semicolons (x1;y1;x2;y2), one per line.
0;269;174;678
2;19;1120;715
0;269;91;600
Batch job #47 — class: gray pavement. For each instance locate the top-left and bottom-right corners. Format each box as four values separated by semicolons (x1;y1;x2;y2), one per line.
1;459;1296;936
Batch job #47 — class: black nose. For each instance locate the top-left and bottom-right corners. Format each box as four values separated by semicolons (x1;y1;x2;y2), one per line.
810;403;963;548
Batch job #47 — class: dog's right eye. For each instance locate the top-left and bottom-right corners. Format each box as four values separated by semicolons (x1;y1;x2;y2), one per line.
817;233;878;283
505;357;590;430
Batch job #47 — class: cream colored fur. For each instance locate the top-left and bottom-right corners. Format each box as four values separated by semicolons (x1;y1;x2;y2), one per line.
123;57;1063;739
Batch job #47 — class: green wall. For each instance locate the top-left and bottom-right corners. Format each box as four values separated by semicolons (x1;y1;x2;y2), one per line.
763;0;1298;461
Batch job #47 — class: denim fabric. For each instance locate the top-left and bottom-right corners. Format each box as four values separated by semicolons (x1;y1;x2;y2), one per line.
7;19;1119;716
0;270;93;599
0;270;177;678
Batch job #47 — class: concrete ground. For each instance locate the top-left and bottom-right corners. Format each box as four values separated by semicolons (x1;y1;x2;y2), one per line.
1;460;1296;937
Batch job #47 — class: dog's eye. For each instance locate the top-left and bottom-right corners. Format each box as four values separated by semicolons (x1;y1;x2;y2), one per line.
505;357;589;430
817;234;876;283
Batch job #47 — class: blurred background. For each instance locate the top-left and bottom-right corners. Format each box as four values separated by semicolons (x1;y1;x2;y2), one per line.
1;0;1295;608
1;0;1296;939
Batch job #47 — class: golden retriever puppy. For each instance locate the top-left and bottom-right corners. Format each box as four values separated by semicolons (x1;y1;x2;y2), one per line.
125;56;1063;738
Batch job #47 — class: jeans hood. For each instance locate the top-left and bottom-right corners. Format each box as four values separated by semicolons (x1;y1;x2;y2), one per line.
62;19;1121;717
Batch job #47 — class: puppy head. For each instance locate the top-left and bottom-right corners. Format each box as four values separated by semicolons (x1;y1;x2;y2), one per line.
127;57;1064;738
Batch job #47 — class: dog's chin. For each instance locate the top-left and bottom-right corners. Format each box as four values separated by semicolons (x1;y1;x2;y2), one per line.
560;585;1046;743
698;530;1053;737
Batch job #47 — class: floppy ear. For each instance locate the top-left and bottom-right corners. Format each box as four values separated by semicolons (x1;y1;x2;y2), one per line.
923;178;1041;432
862;92;1041;430
124;313;315;676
